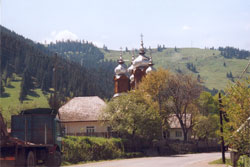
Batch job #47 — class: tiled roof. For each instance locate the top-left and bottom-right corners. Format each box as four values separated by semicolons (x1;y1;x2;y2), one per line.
59;96;106;122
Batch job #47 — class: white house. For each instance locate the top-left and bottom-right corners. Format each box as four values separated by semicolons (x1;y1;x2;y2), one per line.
58;96;110;137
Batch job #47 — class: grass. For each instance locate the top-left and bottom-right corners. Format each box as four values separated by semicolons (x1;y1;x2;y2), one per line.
102;47;250;91
0;76;49;126
209;158;232;166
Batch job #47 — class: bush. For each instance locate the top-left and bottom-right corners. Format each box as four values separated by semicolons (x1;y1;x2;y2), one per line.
238;155;250;167
62;136;125;164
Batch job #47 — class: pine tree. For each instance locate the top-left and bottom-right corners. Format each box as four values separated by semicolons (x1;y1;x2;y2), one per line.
0;80;5;97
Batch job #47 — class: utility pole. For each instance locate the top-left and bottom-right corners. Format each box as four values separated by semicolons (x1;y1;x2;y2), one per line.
219;93;226;163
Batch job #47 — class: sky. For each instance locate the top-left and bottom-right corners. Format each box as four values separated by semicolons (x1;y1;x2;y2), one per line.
1;0;250;50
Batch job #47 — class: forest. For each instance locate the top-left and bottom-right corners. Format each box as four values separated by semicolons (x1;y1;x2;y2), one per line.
0;26;117;103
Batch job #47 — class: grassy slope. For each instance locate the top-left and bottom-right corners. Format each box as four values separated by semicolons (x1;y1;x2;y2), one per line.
0;77;49;124
101;48;249;90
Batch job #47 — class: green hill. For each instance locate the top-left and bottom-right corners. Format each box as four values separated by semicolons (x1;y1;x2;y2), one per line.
0;26;116;125
101;47;249;91
0;75;49;126
1;25;249;125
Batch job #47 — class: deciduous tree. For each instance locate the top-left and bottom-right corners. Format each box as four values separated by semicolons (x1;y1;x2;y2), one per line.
193;114;219;141
161;74;202;142
223;79;250;154
102;91;161;142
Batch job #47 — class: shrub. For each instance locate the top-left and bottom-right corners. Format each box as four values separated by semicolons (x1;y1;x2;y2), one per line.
62;136;124;164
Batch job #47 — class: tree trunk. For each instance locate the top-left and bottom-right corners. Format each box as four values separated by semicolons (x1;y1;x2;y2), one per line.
177;115;188;142
183;130;188;142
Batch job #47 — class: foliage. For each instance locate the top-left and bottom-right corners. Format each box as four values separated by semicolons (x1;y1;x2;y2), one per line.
197;91;219;116
62;136;124;164
102;91;161;142
139;69;202;141
0;80;4;96
1;25;116;103
161;73;202;141
186;62;198;73
138;69;171;136
139;68;170;108
223;79;250;154
219;46;250;59
193;114;219;140
238;155;250;167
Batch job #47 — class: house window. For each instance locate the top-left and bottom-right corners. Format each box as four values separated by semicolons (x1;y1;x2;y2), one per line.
175;131;182;137
86;126;95;134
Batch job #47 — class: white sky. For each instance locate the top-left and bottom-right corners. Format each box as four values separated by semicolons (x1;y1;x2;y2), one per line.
1;0;250;50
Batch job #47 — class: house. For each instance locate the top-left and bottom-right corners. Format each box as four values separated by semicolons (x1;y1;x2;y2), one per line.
58;96;110;137
166;114;192;141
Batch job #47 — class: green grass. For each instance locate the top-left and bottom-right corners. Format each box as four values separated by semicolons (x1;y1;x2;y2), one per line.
102;48;250;91
209;158;232;166
0;76;49;126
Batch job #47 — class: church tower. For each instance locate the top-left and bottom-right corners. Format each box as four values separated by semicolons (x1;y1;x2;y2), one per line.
113;49;130;97
114;35;155;96
128;34;151;88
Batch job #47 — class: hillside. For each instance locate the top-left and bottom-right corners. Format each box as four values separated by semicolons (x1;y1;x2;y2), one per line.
0;76;49;125
101;47;250;91
1;25;249;122
0;26;116;124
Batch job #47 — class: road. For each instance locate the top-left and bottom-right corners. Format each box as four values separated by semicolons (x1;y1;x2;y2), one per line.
66;152;230;167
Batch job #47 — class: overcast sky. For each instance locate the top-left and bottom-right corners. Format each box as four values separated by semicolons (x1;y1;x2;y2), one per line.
1;0;250;50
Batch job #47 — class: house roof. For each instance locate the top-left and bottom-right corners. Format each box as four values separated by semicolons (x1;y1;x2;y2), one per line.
58;96;106;122
168;114;192;129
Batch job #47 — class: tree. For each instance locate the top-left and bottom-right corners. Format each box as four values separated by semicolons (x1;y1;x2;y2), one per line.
138;69;171;137
161;73;202;142
0;80;5;97
197;74;201;82
139;70;202;141
223;79;250;154
193;114;219;141
197;91;218;116
19;69;34;103
103;45;108;51
102;91;161;142
157;45;162;52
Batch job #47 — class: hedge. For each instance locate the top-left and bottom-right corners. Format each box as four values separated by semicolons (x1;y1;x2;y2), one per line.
62;136;125;164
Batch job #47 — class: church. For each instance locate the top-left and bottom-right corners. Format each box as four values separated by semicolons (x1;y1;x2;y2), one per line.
114;35;155;97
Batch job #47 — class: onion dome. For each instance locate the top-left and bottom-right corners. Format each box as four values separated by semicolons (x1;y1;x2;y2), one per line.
128;51;135;73
130;74;134;82
128;64;134;74
114;50;127;75
132;34;150;68
146;56;156;74
132;55;150;68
